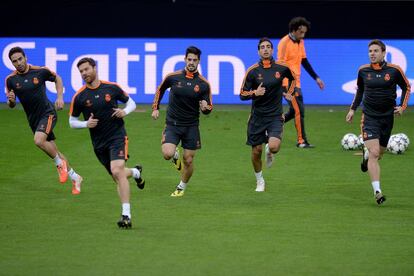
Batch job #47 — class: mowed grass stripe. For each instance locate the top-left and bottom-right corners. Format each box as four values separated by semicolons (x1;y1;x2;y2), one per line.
0;105;413;275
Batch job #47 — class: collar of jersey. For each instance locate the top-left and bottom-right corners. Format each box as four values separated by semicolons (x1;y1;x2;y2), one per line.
185;69;199;79
371;61;386;70
86;81;102;90
288;33;300;44
259;57;274;68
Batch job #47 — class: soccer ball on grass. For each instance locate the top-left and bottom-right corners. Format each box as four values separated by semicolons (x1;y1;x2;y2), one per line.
387;134;407;154
341;133;359;150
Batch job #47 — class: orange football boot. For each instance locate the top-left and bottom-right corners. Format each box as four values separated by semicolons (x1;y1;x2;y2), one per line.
71;175;83;195
57;159;68;183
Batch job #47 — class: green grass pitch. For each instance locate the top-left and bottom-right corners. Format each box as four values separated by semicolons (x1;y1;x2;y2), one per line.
0;104;413;275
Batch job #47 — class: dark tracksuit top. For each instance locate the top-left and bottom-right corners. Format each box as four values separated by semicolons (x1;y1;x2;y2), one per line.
6;65;57;127
350;61;411;116
152;69;213;126
240;58;296;117
69;81;130;149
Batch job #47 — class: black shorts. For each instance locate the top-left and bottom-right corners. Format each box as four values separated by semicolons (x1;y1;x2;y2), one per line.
30;113;57;141
362;113;394;147
162;124;201;150
246;114;284;146
94;137;129;174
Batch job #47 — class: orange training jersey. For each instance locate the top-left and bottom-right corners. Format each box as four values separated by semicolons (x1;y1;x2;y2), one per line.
277;34;306;88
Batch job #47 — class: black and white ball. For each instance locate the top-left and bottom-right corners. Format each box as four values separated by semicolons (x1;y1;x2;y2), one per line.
341;133;359;150
357;134;364;150
387;134;407;154
396;133;410;149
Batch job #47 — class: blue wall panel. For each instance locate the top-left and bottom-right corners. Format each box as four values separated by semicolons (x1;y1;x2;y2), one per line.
1;38;413;105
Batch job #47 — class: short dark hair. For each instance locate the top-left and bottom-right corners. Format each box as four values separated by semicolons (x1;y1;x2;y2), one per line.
289;17;311;32
258;37;273;50
185;46;202;59
77;57;96;68
8;47;26;60
368;39;386;51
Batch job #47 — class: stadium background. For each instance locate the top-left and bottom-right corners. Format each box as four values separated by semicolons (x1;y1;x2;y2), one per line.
2;1;414;275
1;0;413;106
2;0;414;39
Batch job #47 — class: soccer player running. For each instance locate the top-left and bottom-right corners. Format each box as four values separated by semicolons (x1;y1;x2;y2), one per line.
346;39;411;205
240;38;296;192
152;46;213;197
5;47;83;195
69;57;145;228
277;16;325;148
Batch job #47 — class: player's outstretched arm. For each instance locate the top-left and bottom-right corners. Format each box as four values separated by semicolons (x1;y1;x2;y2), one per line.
69;113;98;129
112;97;136;118
54;75;64;110
345;109;354;123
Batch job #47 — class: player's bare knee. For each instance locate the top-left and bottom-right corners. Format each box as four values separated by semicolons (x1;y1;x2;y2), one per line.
183;156;193;167
252;152;261;160
252;151;262;163
33;136;46;148
369;149;380;160
162;151;174;160
111;166;124;179
270;146;280;154
252;145;262;156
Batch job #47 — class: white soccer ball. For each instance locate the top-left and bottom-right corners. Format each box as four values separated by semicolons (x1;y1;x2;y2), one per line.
387;134;395;149
341;133;359;150
357;134;364;150
387;134;407;154
396;133;410;148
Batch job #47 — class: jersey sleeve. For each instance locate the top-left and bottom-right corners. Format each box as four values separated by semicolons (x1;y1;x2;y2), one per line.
69;94;82;117
201;81;213;114
41;67;57;82
114;84;129;103
394;66;411;110
350;70;364;110
5;76;13;97
283;65;297;95
152;74;172;110
240;67;256;100
301;58;318;80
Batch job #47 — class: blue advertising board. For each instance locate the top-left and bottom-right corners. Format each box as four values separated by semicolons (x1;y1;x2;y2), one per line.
1;38;413;105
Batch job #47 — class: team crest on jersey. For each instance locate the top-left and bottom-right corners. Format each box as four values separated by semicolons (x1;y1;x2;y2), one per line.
176;81;182;88
257;74;263;80
118;150;124;157
194;84;200;93
85;99;92;107
16;82;21;89
275;72;281;79
384;73;390;81
33;77;39;85
105;94;111;102
367;73;372;80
